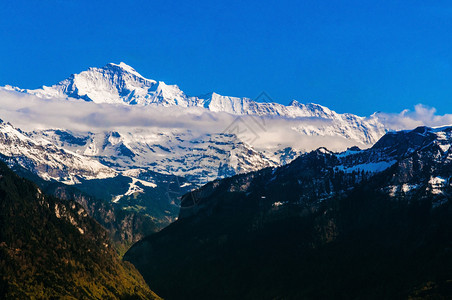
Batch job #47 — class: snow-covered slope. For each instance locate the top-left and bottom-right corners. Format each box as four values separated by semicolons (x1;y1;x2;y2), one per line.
0;119;116;183
0;116;274;184
28;128;276;184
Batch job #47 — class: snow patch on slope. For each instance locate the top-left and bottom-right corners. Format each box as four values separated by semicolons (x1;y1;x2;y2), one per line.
338;160;396;173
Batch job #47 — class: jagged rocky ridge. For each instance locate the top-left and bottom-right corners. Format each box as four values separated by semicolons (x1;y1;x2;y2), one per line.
124;126;452;299
0;160;159;299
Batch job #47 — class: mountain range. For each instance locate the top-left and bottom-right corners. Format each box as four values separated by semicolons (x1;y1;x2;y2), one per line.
4;61;386;144
0;61;387;144
0;62;394;227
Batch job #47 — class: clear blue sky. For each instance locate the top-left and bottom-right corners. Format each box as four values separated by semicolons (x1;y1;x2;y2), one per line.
1;0;451;116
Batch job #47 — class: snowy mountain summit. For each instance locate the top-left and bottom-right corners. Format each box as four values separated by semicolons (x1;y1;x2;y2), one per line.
12;62;180;106
9;62;361;115
6;62;387;145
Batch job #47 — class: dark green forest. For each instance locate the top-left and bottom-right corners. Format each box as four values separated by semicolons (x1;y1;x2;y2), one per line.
0;161;160;299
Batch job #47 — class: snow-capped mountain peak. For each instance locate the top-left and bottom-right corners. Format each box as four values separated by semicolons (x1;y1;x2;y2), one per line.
1;62;389;147
8;62;178;106
55;62;159;104
107;62;143;77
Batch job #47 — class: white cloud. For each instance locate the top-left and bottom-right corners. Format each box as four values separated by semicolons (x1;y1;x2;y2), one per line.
376;104;452;130
0;89;231;132
1;89;451;154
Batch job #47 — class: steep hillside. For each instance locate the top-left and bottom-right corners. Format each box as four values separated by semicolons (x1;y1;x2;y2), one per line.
0;161;160;299
10;164;158;255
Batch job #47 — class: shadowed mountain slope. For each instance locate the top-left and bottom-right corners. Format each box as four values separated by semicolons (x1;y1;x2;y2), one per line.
0;161;160;299
125;126;452;299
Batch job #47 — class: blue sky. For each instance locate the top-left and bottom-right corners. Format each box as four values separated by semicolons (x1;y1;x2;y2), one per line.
1;0;451;116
